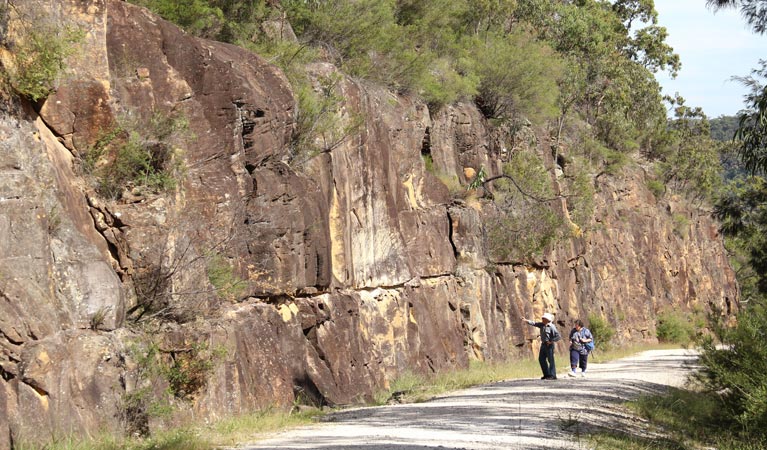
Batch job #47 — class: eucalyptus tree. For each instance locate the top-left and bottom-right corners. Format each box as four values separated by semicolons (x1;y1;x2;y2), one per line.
707;0;767;34
732;61;767;176
699;3;767;441
707;0;767;175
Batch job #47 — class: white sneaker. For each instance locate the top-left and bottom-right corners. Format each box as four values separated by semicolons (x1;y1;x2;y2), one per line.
580;372;586;378
567;371;576;377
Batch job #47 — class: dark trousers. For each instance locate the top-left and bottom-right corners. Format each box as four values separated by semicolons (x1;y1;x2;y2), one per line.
538;343;556;378
569;349;589;371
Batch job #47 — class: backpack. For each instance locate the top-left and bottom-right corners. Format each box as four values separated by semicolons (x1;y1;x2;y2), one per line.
583;328;594;351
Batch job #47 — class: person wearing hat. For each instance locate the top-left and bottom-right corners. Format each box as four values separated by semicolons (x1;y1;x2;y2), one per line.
522;312;561;380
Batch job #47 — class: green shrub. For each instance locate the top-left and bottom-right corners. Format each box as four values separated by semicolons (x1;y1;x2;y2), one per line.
283;0;477;108
435;173;464;198
129;0;225;38
289;74;363;166
671;213;690;239
602;386;767;450
562;155;595;230
486;151;565;262
207;254;247;302
422;154;435;174
577;135;630;176
85;112;188;199
120;338;221;436
655;310;696;345
587;313;614;351
472;30;562;122
696;298;767;438
5;22;83;101
646;178;665;199
164;341;217;400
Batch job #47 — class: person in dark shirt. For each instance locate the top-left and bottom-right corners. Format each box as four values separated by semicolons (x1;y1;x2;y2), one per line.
523;312;561;380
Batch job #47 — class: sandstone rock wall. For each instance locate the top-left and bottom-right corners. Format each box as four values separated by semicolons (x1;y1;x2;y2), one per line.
0;0;737;447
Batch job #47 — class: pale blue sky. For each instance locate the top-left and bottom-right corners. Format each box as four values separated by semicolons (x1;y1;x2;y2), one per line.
654;0;767;118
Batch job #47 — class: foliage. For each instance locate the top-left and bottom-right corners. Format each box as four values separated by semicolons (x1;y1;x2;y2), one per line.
486;151;564;263
120;342;166;437
651;96;724;204
715;176;767;295
520;0;673;153
126;0;695;187
707;0;767;35
89;306;111;331
590;386;767;450
206;254;247;302
3;19;83;101
587;313;614;351
646;178;665;199
710;114;740;142
421;154;435;174
576;132;630;177
282;0;478;108
164;341;219;400
561;155;596;230
471;30;562;122
655;310;696;345
119;338;221;437
129;0;225;39
435;173;464;198
84;111;188;200
696;298;767;440
698;6;767;437
671;213;690;239
732;60;767;176
289;73;363;166
129;260;176;323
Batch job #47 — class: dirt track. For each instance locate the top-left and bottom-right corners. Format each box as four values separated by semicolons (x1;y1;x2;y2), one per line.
236;349;698;450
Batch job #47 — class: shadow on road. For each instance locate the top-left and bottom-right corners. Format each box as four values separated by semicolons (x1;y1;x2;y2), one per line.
243;350;697;449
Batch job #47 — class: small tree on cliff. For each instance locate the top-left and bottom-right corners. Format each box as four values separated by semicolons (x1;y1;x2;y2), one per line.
484;152;566;263
0;3;83;102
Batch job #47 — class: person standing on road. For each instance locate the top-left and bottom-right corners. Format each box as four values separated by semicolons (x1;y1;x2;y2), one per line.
567;319;593;378
523;313;561;380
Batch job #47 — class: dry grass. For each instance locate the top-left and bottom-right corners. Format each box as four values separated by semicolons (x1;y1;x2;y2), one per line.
14;408;322;450
375;343;684;405
20;344;682;450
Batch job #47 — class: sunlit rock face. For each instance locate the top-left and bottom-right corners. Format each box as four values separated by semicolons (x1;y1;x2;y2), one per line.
0;0;737;446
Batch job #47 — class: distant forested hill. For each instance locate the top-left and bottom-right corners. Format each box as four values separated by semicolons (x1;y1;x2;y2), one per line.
709;115;739;142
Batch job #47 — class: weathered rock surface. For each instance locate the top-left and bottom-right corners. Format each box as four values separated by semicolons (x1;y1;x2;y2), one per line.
0;0;738;447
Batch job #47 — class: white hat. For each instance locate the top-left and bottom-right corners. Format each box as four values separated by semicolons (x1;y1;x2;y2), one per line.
542;313;555;322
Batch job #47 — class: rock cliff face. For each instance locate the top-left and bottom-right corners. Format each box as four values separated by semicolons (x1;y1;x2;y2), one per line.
0;0;738;446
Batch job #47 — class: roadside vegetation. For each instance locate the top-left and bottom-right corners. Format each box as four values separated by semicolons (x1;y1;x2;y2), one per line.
12;407;323;450
17;343;679;450
588;3;767;447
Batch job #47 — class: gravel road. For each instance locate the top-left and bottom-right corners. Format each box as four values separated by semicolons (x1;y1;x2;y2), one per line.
236;349;699;450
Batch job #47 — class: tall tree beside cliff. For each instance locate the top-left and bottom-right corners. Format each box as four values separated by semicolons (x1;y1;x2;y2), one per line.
708;0;767;33
731;61;767;176
708;0;767;175
695;0;767;441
